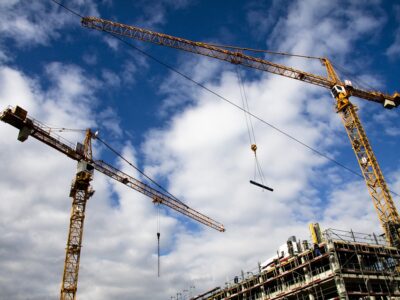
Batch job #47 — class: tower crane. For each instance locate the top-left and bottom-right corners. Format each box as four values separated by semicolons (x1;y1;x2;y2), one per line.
81;16;400;247
0;106;225;300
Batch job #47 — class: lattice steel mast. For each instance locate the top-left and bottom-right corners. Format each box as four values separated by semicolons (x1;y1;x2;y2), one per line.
60;130;94;300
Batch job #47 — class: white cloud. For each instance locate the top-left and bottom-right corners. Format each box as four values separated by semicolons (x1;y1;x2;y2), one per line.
0;0;398;299
372;109;400;137
133;0;192;28
321;180;380;233
386;31;400;58
262;0;385;69
0;0;99;47
103;35;120;51
0;63;99;299
139;0;394;296
386;4;400;59
0;61;198;300
140;53;340;297
82;52;98;65
0;66;39;112
102;69;121;87
246;0;292;42
157;57;225;115
121;61;139;84
97;106;123;137
0;61;163;299
0;45;11;63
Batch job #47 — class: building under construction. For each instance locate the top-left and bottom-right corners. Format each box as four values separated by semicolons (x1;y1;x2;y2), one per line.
193;226;400;300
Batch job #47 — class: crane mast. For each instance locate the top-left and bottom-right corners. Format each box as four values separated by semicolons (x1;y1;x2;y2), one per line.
324;59;400;247
333;89;400;247
60;130;94;300
0;106;225;300
61;151;93;299
81;16;400;247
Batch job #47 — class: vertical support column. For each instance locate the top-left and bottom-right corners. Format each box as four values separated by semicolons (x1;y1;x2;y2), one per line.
60;168;94;300
300;254;314;300
259;275;266;299
338;100;400;247
365;279;376;300
327;242;348;300
334;275;347;300
355;249;372;298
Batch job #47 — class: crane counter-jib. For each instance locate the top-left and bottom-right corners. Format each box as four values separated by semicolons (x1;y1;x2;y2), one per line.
0;106;83;161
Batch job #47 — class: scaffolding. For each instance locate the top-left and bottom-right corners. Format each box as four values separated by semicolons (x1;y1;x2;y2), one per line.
194;229;400;300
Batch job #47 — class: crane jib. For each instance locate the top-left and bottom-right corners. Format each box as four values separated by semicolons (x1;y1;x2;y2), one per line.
81;17;400;246
0;106;225;233
81;16;399;106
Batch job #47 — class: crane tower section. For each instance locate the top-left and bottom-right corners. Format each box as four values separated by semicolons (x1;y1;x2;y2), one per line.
61;161;93;300
331;85;400;247
61;131;95;300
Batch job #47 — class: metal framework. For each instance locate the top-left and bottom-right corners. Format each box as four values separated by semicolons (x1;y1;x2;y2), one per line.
195;229;400;300
0;106;225;300
81;16;399;105
339;103;400;246
0;106;225;233
81;16;400;247
61;170;93;300
92;159;224;231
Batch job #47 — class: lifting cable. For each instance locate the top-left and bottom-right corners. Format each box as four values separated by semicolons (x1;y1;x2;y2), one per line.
235;65;273;192
157;203;161;277
95;135;169;276
95;135;186;205
208;43;322;60
331;61;377;92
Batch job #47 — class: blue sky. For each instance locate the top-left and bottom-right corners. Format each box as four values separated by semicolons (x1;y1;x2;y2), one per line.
0;0;400;299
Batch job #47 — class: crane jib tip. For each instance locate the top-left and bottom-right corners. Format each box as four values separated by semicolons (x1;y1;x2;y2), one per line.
250;180;274;192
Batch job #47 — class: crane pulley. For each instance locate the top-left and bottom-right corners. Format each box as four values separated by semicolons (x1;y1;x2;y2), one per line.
81;16;400;247
0;105;225;300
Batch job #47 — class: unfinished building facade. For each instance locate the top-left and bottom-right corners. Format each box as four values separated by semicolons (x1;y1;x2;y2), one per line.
194;229;400;300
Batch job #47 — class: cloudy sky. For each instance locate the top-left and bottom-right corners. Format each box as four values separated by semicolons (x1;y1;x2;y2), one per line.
1;0;400;299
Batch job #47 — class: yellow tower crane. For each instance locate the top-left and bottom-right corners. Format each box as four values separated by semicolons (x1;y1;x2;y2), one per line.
0;106;225;300
81;16;400;247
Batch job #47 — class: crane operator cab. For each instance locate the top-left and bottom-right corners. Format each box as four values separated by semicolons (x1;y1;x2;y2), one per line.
69;160;95;197
331;85;347;99
331;85;350;111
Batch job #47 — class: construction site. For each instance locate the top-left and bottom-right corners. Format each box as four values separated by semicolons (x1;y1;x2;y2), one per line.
1;2;400;300
190;225;400;300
